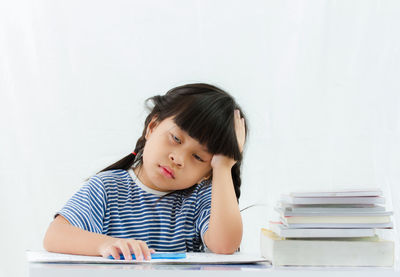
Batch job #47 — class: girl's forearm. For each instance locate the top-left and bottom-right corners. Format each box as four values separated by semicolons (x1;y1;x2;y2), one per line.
43;215;115;256
205;166;243;254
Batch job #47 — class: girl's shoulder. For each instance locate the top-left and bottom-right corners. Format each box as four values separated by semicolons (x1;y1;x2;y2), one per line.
89;169;130;188
96;169;128;178
195;180;212;192
181;180;212;199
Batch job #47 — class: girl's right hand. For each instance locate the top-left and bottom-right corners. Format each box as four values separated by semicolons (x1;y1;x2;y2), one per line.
98;237;155;261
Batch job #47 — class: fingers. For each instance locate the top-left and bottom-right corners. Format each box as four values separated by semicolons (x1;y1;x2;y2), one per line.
129;240;144;261
109;246;120;260
127;239;153;261
103;238;153;261
118;240;132;260
234;109;246;153
138;240;152;260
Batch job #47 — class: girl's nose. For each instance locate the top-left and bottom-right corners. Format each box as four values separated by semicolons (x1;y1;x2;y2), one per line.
169;153;184;167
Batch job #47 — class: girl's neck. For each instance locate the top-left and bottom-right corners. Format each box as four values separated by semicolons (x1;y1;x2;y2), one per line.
129;166;168;196
132;165;171;193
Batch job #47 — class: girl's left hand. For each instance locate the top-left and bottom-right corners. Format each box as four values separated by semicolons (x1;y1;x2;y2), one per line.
211;109;246;169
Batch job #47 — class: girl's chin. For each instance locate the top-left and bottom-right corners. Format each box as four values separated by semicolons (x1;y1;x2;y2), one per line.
153;180;189;192
151;177;173;192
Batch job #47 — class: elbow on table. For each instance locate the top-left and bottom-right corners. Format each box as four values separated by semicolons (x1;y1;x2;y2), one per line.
204;231;241;254
43;215;67;252
43;224;56;252
210;246;238;255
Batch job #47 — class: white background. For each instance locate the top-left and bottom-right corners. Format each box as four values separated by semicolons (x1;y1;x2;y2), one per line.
1;1;399;276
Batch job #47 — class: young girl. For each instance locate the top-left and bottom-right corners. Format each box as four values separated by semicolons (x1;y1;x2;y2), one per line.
43;83;247;261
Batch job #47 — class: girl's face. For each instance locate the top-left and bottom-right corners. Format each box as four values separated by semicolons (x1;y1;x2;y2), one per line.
136;116;213;192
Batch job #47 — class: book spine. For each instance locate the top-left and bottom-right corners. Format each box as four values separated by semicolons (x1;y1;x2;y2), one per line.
261;231;394;266
283;215;390;224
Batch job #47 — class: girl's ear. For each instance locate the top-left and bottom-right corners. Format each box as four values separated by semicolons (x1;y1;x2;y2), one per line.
145;116;159;139
197;171;212;184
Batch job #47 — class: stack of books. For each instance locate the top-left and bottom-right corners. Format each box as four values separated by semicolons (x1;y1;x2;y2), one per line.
260;189;394;266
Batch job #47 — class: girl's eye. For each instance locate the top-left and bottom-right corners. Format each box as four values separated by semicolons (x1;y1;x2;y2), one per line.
193;154;204;162
171;134;181;144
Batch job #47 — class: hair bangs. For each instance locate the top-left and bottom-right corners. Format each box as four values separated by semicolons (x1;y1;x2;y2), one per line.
173;94;240;160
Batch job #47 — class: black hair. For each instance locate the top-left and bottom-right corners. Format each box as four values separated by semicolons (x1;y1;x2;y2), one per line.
99;83;248;201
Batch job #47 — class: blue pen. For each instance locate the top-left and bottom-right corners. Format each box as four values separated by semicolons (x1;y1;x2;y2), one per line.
108;252;187;260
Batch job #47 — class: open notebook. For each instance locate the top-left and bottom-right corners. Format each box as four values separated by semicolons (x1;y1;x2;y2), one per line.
26;250;270;265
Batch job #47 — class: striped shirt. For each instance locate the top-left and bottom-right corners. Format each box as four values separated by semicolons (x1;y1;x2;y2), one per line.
57;168;212;252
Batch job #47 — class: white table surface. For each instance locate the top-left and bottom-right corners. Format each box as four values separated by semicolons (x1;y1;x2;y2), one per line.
28;262;399;277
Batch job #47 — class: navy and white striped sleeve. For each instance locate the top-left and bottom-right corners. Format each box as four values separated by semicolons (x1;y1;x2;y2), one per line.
56;175;107;234
194;182;212;246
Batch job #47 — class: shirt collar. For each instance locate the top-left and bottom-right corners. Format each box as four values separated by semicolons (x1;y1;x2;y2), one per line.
128;168;169;196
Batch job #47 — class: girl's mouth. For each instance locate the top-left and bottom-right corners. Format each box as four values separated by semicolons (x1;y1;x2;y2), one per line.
159;165;175;179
